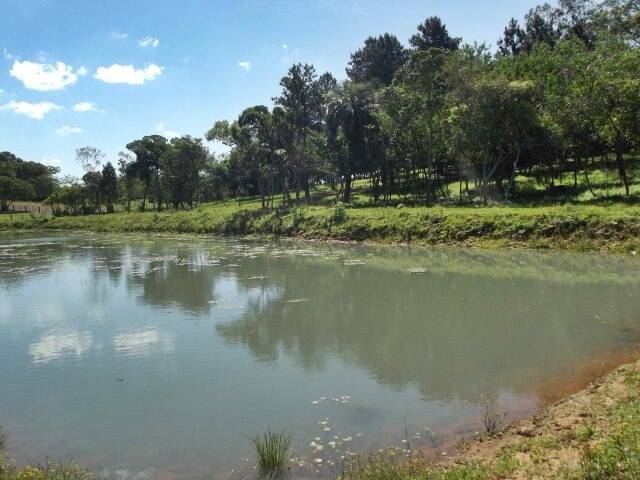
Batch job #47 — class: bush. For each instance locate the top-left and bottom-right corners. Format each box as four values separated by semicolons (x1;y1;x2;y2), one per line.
332;202;348;224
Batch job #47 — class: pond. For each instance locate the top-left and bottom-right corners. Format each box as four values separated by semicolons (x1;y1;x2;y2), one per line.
1;232;640;479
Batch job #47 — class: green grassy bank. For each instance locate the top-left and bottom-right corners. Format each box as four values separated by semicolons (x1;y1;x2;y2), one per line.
2;201;640;251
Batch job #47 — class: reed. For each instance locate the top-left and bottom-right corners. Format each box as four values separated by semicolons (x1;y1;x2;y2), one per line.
247;428;291;478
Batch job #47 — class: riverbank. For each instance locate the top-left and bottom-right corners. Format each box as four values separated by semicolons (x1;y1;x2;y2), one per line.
2;202;640;251
342;357;640;480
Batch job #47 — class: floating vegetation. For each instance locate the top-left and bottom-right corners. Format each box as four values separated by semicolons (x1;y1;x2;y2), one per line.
407;267;427;274
343;259;367;266
247;428;292;478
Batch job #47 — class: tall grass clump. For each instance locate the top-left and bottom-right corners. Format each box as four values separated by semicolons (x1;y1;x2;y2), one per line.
247;428;291;478
482;399;507;436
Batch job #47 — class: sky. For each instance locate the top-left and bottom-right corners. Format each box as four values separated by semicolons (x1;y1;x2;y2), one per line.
0;0;537;177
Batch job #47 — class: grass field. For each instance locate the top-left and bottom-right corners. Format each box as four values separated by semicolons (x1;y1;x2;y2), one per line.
2;160;640;251
2;200;640;251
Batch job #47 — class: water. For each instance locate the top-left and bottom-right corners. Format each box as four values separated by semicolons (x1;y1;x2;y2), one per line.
1;232;640;479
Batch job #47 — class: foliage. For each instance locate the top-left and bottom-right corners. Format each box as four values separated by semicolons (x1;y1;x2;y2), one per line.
347;34;408;86
0;152;57;209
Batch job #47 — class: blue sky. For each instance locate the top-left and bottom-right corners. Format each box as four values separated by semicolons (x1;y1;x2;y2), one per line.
0;0;537;176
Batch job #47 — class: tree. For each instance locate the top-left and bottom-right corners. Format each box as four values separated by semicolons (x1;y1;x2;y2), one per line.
498;18;526;55
0;151;58;201
451;79;546;200
100;162;118;213
346;34;408;86
0;176;35;211
126;135;168;211
76;147;105;213
161;136;208;209
117;152;137;213
275;63;323;200
326;82;379;203
410;16;461;51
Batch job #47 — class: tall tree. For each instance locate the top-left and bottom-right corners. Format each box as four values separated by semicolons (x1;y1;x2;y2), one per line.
275;63;322;200
161;136;208;209
100;162;118;213
346;34;408;86
498;18;526;55
410;16;461;51
326;82;379;203
126;135;168;211
76;147;105;213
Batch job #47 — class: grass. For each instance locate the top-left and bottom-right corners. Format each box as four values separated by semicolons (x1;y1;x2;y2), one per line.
578;373;640;479
0;461;91;480
2;160;640;251
2;202;640;252
247;428;292;478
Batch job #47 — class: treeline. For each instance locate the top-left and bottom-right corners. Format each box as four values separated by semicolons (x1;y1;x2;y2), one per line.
0;152;58;211
5;0;640;216
205;0;640;206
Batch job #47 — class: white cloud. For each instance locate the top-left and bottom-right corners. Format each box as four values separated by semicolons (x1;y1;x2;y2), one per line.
1;100;62;120
10;60;78;91
94;63;163;85
238;61;252;71
111;31;128;39
3;48;17;60
282;44;289;49
73;102;97;112
77;65;88;76
138;37;160;48
41;157;61;167
155;122;180;139
55;125;83;136
0;89;4;96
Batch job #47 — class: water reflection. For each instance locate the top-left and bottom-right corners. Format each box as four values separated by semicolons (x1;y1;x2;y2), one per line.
1;233;640;479
29;331;94;365
113;329;175;357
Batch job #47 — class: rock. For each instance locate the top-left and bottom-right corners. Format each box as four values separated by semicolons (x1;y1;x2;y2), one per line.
517;427;536;438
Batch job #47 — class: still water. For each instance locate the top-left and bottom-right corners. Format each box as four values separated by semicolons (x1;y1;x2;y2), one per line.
1;233;640;479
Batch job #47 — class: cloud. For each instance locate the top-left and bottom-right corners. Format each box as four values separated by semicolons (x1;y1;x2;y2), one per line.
138;37;160;48
237;61;252;71
41;157;61;167
77;65;88;76
73;102;97;113
111;31;128;40
94;63;163;85
10;60;78;91
3;48;17;60
0;89;4;96
1;100;62;120
55;126;83;136
155;122;179;138
282;44;289;49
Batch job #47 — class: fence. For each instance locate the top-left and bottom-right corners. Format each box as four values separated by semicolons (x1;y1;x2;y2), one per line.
2;203;54;215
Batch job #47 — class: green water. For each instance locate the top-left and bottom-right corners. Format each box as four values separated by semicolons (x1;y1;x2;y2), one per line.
1;232;640;479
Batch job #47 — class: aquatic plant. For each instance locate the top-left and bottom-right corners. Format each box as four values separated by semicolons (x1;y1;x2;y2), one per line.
247;428;291;478
482;399;507;435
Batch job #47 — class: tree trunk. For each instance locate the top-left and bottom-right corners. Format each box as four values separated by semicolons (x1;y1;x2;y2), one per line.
615;150;630;196
342;174;352;203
